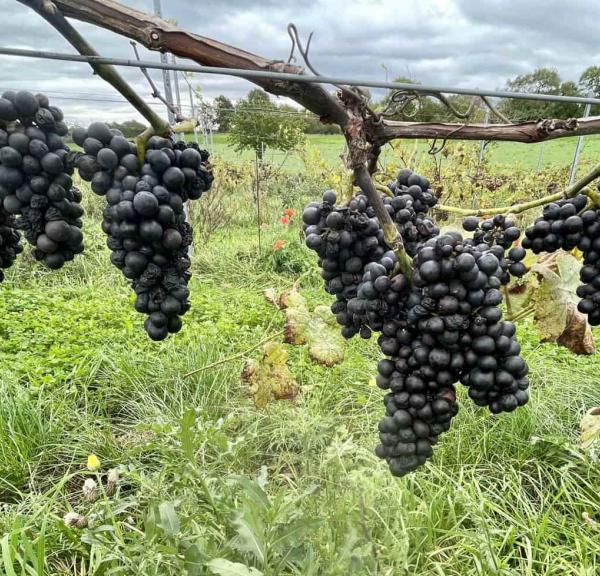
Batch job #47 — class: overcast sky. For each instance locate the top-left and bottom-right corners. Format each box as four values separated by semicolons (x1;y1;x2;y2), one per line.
1;0;599;124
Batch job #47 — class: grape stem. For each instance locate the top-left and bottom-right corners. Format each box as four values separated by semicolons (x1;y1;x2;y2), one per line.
135;126;154;164
506;304;534;323
435;160;600;216
374;182;394;198
503;285;513;318
354;165;413;282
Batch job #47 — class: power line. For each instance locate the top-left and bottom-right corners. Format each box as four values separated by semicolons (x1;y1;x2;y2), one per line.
2;46;600;107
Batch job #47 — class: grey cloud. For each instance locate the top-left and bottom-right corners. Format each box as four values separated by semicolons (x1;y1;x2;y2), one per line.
0;0;596;123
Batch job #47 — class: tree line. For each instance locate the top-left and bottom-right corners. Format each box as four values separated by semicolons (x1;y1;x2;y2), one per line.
376;66;600;123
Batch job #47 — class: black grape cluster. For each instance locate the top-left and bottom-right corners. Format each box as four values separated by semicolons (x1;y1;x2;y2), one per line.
375;320;460;475
520;192;600;325
0;208;22;283
463;214;527;279
75;122;213;340
374;231;529;475
387;168;439;257
0;90;84;269
303;169;437;340
304;169;530;477
521;194;588;254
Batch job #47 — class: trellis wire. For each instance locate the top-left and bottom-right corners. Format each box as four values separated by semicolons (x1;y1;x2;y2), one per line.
2;46;600;106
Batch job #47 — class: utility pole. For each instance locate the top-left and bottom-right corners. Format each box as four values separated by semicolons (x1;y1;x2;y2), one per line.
152;0;175;124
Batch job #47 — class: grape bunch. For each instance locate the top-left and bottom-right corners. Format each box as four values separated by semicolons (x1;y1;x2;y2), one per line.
463;214;528;279
386;168;439;257
75;122;213;340
373;230;529;475
304;169;530;477
0;90;84;269
520;192;600;325
521;194;588;254
303;169;437;339
375;320;460;475
0;208;22;283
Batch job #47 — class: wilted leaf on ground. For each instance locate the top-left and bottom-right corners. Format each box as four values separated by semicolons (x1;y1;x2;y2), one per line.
283;292;311;345
241;342;297;408
278;288;345;366
263;288;278;307
581;407;600;454
307;305;345;366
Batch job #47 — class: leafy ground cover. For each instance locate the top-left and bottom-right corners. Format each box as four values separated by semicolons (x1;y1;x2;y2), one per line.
0;156;599;575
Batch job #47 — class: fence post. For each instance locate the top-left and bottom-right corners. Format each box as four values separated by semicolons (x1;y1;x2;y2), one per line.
152;0;175;124
536;142;545;173
478;107;490;168
568;96;593;184
472;107;490;209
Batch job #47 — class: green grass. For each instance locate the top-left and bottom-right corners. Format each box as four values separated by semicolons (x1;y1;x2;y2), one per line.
0;170;599;575
191;132;600;175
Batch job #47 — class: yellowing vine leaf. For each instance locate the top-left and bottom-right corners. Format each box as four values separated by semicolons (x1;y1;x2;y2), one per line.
531;263;568;341
555;252;583;295
241;342;298;409
530;251;595;354
557;302;596;355
280;288;345;366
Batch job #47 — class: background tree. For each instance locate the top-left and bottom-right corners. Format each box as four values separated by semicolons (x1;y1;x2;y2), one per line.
579;66;600;115
214;94;234;132
228;89;306;160
500;68;582;121
106;119;147;138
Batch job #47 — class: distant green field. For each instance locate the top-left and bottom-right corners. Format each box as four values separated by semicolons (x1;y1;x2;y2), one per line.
188;132;600;175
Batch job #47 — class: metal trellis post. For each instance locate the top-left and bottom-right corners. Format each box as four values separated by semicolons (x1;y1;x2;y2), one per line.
152;0;175;124
536;143;545;174
568;98;593;184
171;54;182;110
